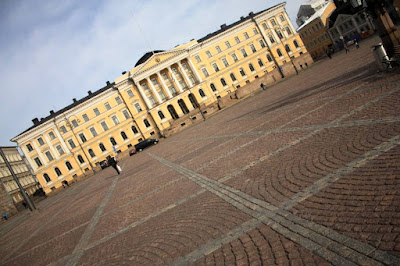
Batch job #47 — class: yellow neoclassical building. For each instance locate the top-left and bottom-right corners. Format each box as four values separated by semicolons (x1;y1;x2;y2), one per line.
11;2;312;194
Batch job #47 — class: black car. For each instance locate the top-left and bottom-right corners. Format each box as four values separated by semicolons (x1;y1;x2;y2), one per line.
134;138;159;152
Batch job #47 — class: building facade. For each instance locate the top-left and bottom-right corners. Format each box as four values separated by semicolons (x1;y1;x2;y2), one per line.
298;2;337;59
0;146;39;208
327;1;375;49
11;2;311;195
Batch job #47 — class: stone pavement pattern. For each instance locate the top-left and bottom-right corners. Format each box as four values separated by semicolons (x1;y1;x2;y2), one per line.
1;35;400;265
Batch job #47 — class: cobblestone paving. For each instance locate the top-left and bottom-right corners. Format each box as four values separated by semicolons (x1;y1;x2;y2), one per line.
1;35;400;265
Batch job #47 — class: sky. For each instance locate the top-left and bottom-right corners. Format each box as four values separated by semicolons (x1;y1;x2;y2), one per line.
0;0;305;147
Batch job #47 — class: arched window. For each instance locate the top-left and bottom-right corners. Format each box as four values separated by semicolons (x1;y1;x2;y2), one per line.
167;105;179;120
158;111;165;120
178;99;189;114
230;73;237;81
43;173;51;183
210;83;217;92
249;63;255;72
258;59;264;67
66;161;73;171
199;89;206;97
188;94;199;108
88;149;96;158
221;78;227;86
55;167;62;177
143;119;151;128
277;49;283;57
131;125;138;134
121;131;128;140
110;137;117;145
99;143;106;152
285;44;291;52
77;155;85;164
267;54;273;62
293;40;299;48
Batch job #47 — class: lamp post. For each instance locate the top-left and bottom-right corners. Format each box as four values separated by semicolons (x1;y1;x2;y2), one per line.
60;113;95;174
350;0;400;57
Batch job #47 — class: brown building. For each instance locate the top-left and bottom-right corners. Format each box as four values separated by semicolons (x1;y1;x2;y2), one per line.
297;2;337;60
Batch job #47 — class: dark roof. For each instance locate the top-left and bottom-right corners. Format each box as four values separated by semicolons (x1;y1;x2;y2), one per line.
198;3;283;43
135;50;165;67
13;81;115;140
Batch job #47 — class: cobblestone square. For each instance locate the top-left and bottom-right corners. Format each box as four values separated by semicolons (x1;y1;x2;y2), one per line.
1;35;400;265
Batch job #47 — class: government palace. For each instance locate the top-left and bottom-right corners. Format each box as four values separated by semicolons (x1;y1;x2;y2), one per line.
11;2;312;194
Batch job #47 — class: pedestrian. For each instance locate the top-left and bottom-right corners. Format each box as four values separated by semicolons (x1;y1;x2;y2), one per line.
260;83;266;91
326;49;332;59
3;213;8;221
354;39;359;49
305;62;308;68
22;201;27;209
344;44;350;53
107;156;121;175
300;64;303;69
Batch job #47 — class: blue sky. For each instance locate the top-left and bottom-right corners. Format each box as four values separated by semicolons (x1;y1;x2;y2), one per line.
0;0;304;146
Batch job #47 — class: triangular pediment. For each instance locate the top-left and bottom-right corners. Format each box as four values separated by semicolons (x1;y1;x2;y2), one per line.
133;49;185;75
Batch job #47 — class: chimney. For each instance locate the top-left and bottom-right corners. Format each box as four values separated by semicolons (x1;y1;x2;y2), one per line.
32;118;39;125
122;71;127;75
106;81;111;86
88;90;92;95
240;16;245;20
50;110;55;115
249;12;254;16
220;24;227;29
73;98;77;103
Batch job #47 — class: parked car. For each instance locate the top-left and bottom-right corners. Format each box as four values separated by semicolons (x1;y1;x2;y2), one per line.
100;160;109;169
134;138;159;152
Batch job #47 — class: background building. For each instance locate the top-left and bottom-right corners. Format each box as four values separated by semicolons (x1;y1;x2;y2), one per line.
297;2;337;59
296;0;332;27
327;0;375;50
11;2;312;195
0;146;39;210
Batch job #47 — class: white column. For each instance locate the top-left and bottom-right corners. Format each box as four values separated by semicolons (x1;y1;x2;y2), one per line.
283;12;296;35
134;79;152;109
31;140;46;167
146;77;162;103
186;58;202;83
168;66;183;93
43;134;59;159
351;17;361;33
178;62;191;88
157;72;172;98
54;124;70;154
19;146;36;173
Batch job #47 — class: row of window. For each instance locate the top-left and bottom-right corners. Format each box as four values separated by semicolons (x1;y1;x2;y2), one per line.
27;108;133;154
197;19;291;63
33;125;141;169
201;41;299;78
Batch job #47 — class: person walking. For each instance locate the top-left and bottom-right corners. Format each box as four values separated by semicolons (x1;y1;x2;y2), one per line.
107;156;121;175
344;44;350;54
354;39;360;49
